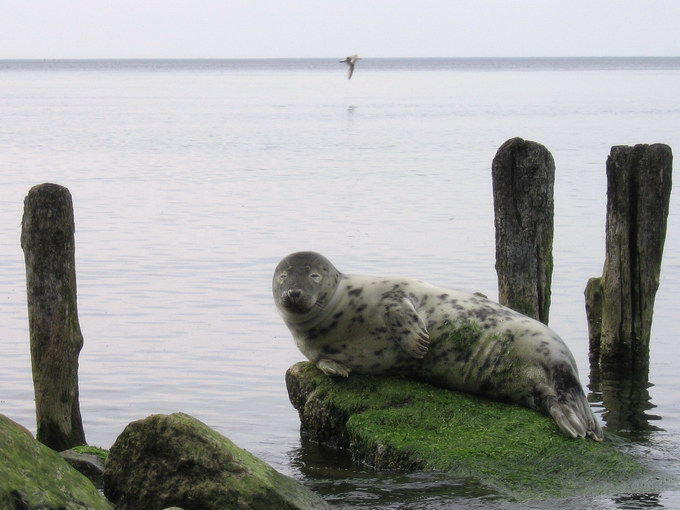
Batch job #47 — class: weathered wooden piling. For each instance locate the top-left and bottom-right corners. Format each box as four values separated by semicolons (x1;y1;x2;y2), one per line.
492;137;555;324
586;144;673;374
21;183;86;450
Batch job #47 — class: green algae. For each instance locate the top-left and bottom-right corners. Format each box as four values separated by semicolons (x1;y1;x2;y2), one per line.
72;444;109;463
287;362;646;500
0;414;112;509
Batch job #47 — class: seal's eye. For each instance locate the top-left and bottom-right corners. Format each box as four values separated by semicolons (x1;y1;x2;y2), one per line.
278;272;288;283
309;273;322;282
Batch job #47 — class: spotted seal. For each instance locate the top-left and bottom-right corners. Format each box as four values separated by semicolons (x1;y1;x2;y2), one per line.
273;251;603;440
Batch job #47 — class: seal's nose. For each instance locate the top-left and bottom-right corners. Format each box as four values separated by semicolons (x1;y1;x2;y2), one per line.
287;289;302;300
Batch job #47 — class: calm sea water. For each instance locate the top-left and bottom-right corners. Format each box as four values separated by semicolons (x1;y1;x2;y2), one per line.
1;58;680;509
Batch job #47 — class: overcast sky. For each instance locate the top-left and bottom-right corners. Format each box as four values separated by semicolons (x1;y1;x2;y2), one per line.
2;1;679;59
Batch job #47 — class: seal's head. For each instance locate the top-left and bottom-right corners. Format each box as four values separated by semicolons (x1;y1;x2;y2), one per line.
273;252;342;321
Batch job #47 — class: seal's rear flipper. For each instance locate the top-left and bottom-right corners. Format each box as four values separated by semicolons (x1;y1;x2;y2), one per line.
549;402;586;438
548;389;603;441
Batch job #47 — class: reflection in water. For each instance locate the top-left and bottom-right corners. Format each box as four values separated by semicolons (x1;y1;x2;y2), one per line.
288;439;500;509
613;493;663;509
289;437;675;510
588;365;680;510
588;365;662;440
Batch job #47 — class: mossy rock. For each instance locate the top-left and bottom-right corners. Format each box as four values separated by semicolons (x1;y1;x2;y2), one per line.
0;414;112;510
286;362;648;500
103;412;331;510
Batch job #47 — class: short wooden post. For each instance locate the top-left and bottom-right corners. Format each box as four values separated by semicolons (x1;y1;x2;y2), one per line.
492;137;555;324
586;144;673;373
584;276;604;366
21;183;86;450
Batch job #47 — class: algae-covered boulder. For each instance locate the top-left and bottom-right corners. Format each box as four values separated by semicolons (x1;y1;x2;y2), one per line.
286;362;647;499
103;412;332;510
0;414;112;510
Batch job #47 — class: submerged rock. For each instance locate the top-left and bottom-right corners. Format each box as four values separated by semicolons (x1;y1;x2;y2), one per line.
0;414;112;510
104;412;332;510
286;361;649;500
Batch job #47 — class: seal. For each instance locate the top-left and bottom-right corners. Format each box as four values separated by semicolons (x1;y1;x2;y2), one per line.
273;251;603;440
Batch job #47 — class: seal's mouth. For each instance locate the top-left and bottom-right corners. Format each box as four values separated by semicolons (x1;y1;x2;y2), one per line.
280;289;313;314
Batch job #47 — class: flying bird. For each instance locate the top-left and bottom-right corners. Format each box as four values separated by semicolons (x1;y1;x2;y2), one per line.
339;54;361;80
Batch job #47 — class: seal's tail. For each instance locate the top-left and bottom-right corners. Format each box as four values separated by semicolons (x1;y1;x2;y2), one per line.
547;372;603;441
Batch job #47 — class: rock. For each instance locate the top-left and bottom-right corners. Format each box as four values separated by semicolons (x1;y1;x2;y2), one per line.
60;448;106;489
0;414;112;510
103;412;332;510
286;362;651;500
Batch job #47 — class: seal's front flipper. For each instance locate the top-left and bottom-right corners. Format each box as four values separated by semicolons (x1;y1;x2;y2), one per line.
317;358;351;378
382;296;430;359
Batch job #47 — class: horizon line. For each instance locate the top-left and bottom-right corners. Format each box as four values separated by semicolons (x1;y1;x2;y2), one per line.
1;55;679;61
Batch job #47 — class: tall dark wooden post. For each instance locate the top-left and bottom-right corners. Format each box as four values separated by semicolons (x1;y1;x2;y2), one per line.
492;137;555;324
586;144;673;374
21;183;86;450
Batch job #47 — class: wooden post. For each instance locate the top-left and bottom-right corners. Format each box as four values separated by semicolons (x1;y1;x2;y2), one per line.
21;183;86;450
492;137;555;324
586;144;673;373
584;276;603;366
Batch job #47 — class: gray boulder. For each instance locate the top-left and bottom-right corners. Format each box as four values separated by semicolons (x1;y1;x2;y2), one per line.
0;414;112;510
103;412;332;510
60;448;106;489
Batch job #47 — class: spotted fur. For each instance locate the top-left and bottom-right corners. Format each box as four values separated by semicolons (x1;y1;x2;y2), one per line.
273;252;603;440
